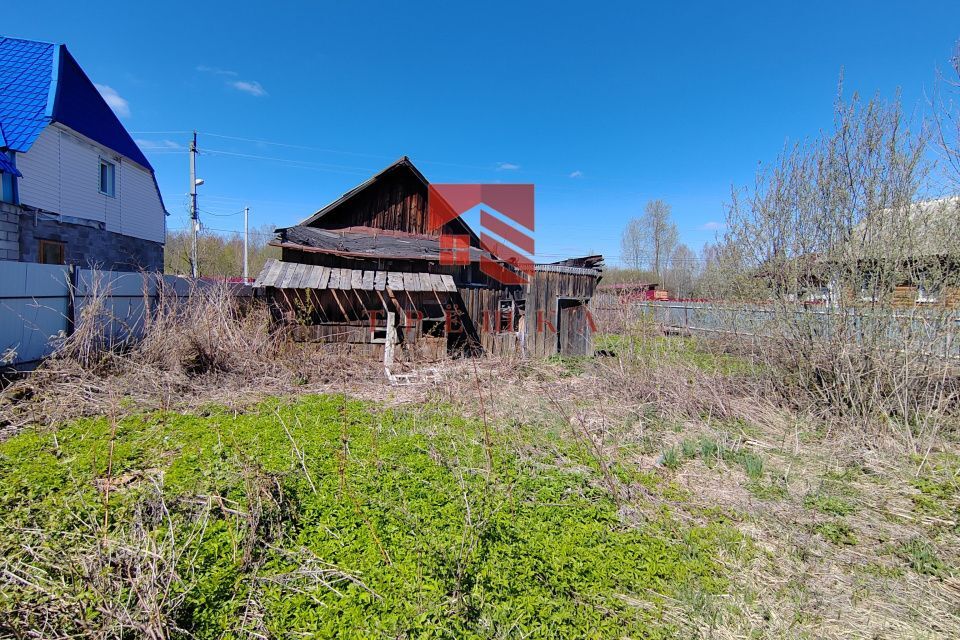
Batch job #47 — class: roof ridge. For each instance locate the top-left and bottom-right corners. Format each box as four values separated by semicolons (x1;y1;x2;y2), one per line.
0;35;57;47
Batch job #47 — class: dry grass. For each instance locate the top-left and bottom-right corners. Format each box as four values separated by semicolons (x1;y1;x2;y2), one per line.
0;281;392;437
1;287;958;638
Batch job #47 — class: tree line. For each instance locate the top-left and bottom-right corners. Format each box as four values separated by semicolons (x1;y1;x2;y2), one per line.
164;225;280;279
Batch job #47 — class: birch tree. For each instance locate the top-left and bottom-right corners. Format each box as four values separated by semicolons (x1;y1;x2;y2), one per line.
620;199;679;277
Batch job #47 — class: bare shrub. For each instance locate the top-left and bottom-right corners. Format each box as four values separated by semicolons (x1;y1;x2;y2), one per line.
133;281;280;377
0;278;384;432
707;88;960;450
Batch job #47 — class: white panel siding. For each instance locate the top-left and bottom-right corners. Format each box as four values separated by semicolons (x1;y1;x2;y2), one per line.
12;124;165;243
15;126;60;213
58;131;108;224
120;162;165;243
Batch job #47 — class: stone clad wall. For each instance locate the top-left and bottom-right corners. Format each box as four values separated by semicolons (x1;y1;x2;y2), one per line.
0;203;20;261
0;204;163;271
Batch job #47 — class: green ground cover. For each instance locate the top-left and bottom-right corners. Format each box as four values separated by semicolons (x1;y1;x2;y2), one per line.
0;395;743;638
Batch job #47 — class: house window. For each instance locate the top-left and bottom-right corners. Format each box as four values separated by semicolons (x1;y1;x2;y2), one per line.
38;240;65;265
99;159;116;197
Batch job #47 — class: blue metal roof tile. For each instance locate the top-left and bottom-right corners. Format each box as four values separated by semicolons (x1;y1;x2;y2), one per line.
0;151;21;177
0;37;55;152
0;35;162;211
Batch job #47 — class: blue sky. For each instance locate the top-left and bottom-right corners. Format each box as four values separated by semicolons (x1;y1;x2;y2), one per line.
7;1;960;265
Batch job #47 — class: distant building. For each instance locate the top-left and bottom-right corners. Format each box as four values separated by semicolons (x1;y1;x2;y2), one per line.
0;36;166;271
596;281;667;301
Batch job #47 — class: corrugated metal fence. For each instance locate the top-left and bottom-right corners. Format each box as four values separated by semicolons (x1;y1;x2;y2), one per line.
0;261;232;370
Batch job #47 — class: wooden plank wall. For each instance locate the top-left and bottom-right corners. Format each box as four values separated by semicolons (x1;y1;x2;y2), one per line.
524;271;598;357
269;264;600;358
458;270;600;358
309;168;470;240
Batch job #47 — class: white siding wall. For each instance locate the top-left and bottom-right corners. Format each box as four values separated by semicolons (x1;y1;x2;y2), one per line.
15;124;165;243
15;126;60;213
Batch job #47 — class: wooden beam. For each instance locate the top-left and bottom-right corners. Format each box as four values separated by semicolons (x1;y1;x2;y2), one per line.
329;288;351;321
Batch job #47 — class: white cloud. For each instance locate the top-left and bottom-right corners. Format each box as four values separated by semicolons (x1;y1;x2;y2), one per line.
496;162;520;171
197;65;267;97
568;170;583;178
94;84;131;118
135;139;184;150
700;221;724;231
196;65;238;77
229;80;268;97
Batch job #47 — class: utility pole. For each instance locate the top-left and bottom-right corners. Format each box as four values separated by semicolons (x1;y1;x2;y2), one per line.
189;131;199;277
243;206;250;281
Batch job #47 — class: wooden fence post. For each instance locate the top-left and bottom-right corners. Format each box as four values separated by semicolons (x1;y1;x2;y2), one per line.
65;264;77;338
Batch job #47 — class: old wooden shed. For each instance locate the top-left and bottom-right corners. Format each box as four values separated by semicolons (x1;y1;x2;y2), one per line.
253;157;603;358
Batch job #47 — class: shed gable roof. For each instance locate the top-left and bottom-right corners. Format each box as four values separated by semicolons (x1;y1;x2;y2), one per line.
299;156;428;228
296;156;479;242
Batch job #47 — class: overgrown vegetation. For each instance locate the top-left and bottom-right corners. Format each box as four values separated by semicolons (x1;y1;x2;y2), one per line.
0;396;743;638
2;44;960;640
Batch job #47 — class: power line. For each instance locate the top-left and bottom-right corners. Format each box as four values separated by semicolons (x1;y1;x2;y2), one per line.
200;148;375;176
198;208;245;217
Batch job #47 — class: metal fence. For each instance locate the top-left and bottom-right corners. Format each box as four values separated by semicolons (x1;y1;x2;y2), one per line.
0;261;243;370
630;301;960;359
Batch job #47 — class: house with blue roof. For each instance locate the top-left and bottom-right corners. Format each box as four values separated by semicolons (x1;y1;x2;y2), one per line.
0;36;165;270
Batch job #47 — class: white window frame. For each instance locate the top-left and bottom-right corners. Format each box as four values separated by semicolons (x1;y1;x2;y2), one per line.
99;158;116;197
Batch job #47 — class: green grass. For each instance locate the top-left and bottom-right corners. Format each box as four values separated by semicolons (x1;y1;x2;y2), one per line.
595;335;753;375
658;436;785;500
803;492;857;517
814;521;859;546
0;395;745;639
909;455;959;525
895;537;952;578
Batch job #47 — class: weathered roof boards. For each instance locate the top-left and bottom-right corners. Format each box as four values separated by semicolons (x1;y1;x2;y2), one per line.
253;259;457;293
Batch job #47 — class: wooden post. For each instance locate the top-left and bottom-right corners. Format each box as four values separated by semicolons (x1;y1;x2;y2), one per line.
384;311;396;375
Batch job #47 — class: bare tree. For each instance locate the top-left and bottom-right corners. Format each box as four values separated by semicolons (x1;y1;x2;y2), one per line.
664;243;698;298
619;219;645;272
933;40;960;192
620;199;679;278
715;84;960;450
165;225;279;278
